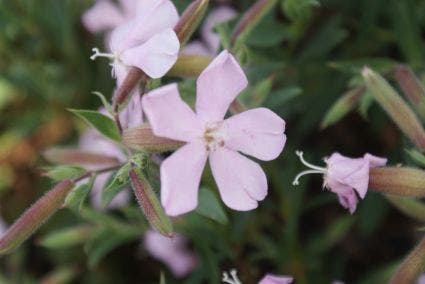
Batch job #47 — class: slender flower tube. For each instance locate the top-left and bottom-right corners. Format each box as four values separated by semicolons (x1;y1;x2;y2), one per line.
143;50;286;216
293;151;387;213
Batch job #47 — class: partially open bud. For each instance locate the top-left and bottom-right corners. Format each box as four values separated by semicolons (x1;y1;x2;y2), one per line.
129;165;173;237
43;148;119;167
0;180;75;254
123;125;184;153
174;0;210;46
369;167;425;197
390;234;425;284
362;67;425;149
393;65;425;121
230;0;277;48
167;54;212;77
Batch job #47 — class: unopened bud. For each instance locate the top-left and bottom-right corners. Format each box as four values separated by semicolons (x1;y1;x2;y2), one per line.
113;68;147;109
0;180;75;254
123;125;184;153
362;67;425;149
389;234;425;284
230;0;277;48
167;54;212;77
129;165;173;237
174;0;209;46
369;167;425;197
393;64;425;121
43;148;119;167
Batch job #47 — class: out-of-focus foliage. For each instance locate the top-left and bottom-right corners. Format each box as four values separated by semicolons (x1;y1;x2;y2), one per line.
1;0;425;283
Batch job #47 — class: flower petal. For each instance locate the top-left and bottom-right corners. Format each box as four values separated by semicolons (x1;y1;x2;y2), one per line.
109;0;178;52
209;148;267;211
120;29;180;78
182;41;212;56
202;7;237;53
142;83;204;142
196;50;248;121
160;141;208;216
259;273;294;284
224;108;286;161
82;0;124;33
119;93;143;129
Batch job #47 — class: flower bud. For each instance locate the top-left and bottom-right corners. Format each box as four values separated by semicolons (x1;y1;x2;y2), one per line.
0;180;75;254
43;148;119;167
230;0;278;48
129;165;173;237
174;0;209;46
167;55;212;77
393;64;425;121
362;67;425;149
390;235;425;284
123;125;184;153
113;68;147;109
369;167;425;197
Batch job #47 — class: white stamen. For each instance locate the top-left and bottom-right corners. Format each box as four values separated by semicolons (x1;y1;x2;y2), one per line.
222;269;242;284
90;47;116;61
293;150;327;186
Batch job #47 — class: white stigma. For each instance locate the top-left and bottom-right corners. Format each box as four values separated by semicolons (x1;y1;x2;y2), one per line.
90;47;116;61
292;150;327;186
222;269;242;284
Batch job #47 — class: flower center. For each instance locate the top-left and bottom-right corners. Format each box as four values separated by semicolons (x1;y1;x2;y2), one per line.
203;122;226;151
292;150;327;186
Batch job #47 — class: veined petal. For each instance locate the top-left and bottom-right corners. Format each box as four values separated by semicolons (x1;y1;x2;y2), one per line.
224;108;286;161
120;29;180;78
142;83;204;142
109;0;178;52
196;50;248;121
209;147;267;211
160;141;208;216
82;0;125;33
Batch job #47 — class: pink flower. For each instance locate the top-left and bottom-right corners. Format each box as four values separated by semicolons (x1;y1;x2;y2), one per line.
417;274;425;284
90;0;180;82
183;6;237;56
142;50;286;216
258;274;293;284
143;230;197;278
82;0;137;33
293;151;387;213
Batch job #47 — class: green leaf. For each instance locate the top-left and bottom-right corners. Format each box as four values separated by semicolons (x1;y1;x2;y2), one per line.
44;165;86;181
38;225;92;249
92;91;113;115
406;149;425;168
282;0;319;21
159;272;166;284
196;187;228;224
69;109;121;142
64;177;94;212
101;164;130;208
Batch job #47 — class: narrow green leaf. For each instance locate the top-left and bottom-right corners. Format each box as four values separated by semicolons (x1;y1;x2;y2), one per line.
101;164;130;208
385;194;425;223
282;0;319;21
69;109;121;142
196;187;228;224
38;225;92;249
44;165;86;181
64;177;94;212
406;149;425;168
92;91;113;115
159;272;166;284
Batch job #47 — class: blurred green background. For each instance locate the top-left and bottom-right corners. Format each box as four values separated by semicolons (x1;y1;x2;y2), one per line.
1;0;425;283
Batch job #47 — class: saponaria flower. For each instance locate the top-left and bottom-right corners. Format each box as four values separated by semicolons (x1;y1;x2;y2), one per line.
89;0;180;83
142;50;287;216
258;274;294;284
293;151;387;213
143;229;197;278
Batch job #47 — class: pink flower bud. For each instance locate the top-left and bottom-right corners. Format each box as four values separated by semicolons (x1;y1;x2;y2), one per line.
174;0;210;45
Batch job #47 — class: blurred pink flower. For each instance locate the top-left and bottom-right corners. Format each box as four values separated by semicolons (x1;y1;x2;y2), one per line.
82;0;137;33
258;274;293;284
183;6;237;56
90;0;180;81
143;50;286;216
417;274;425;284
293;151;387;213
143;230;197;278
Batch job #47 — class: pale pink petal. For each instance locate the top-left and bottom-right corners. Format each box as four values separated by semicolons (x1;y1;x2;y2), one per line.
82;0;125;33
120;29;180;78
364;153;387;168
143;230;197;277
259;273;294;284
209;147;267;211
182;41;212;56
202;6;237;53
417;274;425;284
224;108;286;161
196;50;248;121
109;0;178;52
160;141;208;216
142;83;204;142
118;0;137;17
119;93;143;129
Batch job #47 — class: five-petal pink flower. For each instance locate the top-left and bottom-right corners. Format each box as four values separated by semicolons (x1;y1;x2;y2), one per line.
90;0;180;83
258;274;293;284
143;230;197;278
142;50;286;216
